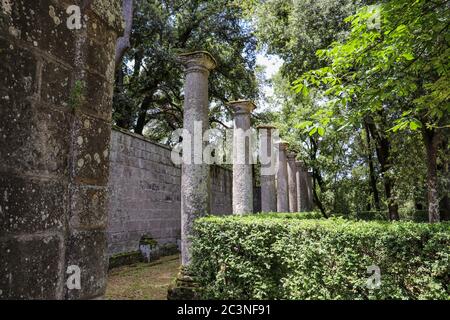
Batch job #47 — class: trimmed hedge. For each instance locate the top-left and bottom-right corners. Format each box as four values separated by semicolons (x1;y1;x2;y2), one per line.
190;214;450;300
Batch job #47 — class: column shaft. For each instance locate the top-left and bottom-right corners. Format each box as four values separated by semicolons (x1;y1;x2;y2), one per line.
307;172;314;211
230;101;256;215
259;126;277;212
287;153;298;212
297;162;309;212
178;52;216;266
276;142;289;212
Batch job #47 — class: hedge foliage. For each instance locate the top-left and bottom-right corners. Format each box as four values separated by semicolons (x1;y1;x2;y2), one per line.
190;214;450;300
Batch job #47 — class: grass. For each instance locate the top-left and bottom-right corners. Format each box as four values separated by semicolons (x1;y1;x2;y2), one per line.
105;254;180;300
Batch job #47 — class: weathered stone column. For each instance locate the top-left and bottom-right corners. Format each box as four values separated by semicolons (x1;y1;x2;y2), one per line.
276;142;290;212
178;52;216;266
258;125;277;212
295;161;307;212
307;171;315;211
0;1;123;299
287;153;298;213
230;101;256;215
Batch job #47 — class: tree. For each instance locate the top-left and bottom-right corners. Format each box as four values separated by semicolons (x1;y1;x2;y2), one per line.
114;0;258;141
115;0;134;67
296;0;450;222
254;0;373;81
252;0;375;216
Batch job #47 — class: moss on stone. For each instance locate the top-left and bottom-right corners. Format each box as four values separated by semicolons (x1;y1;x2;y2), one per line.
108;251;143;270
139;236;158;247
91;0;125;33
68;80;86;112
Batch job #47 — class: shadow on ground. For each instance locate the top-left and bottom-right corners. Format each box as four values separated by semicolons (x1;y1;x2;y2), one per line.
106;254;180;300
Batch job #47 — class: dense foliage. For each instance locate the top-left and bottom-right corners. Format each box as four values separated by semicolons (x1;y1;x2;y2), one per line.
294;0;449;222
249;0;449;222
191;214;450;300
114;0;449;222
114;0;258;140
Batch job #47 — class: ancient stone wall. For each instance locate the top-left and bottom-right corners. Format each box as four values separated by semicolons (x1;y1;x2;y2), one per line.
107;128;234;256
0;0;123;299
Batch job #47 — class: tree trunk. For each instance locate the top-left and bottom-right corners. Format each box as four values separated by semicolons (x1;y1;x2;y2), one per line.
134;106;148;135
115;0;134;67
439;133;450;221
312;172;328;218
366;117;399;220
364;121;381;211
114;68;133;129
384;177;399;221
309;137;328;218
423;127;441;223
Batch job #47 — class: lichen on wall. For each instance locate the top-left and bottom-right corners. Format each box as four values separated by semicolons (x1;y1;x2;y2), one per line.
91;0;125;33
0;0;124;300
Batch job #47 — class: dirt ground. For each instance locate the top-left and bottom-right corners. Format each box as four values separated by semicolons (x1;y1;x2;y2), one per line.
105;254;180;300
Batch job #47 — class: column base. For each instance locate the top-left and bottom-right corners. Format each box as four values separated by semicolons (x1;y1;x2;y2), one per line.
167;266;201;300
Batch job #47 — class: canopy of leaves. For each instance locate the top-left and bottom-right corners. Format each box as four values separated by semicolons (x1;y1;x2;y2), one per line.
296;0;450;132
253;0;449;219
114;0;259;140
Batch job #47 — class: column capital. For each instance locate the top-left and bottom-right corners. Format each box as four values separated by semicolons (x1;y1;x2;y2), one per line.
178;51;217;73
295;161;306;169
287;152;297;161
228;100;256;115
257;124;277;130
276;141;289;151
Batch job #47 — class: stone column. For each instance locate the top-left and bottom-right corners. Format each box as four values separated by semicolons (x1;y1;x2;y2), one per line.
307;171;315;211
295;161;307;212
230;101;256;215
258;125;277;212
276;142;290;212
287;153;298;213
0;1;123;299
178;52;216;266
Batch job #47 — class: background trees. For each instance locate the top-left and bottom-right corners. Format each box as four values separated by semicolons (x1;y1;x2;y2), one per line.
115;0;449;222
114;0;258;141
247;0;449;221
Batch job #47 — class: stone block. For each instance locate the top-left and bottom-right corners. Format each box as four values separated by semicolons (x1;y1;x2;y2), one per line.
69;185;108;230
0;100;71;177
41;60;71;107
72;114;110;186
0;234;62;299
64;230;108;299
3;0;76;64
79;71;113;121
0;39;37;99
0;173;67;236
85;12;116;79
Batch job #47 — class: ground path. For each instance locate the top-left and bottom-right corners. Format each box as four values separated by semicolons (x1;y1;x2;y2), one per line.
106;255;180;300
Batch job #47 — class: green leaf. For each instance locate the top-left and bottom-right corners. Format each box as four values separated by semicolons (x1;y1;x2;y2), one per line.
318;127;325;137
297;121;314;130
409;121;421;131
402;53;415;61
309;127;318;136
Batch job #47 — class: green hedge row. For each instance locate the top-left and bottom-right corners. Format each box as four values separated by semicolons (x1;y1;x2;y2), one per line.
190;214;450;300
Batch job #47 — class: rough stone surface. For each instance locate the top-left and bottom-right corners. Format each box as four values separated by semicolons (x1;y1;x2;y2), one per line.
276;142;290;212
287;153;298;213
0;234;63;300
0;0;123;300
296;161;309;212
306;172;314;211
107;129;233;256
178;52;216;266
258;126;277;212
230;101;255;215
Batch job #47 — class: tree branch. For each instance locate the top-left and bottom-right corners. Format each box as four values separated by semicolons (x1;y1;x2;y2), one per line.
115;0;134;68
